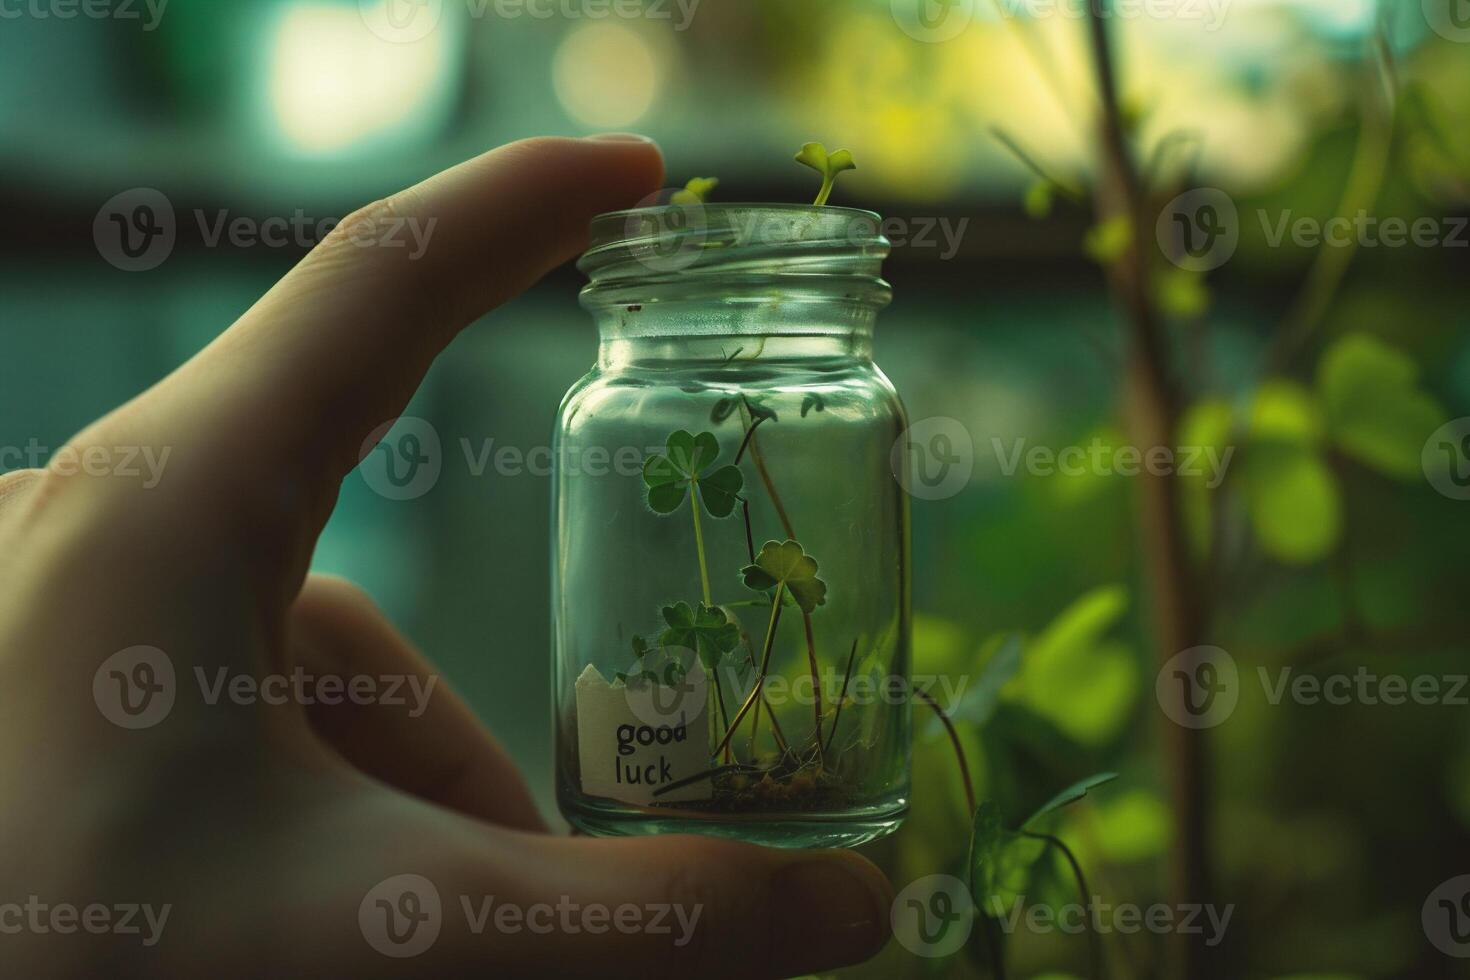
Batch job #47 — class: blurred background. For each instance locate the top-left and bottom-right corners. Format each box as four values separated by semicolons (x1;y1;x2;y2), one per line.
2;0;1469;977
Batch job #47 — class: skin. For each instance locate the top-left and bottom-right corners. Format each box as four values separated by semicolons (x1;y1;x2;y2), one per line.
0;135;894;978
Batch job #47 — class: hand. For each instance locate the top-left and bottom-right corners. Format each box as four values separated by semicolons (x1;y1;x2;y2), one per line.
0;136;894;978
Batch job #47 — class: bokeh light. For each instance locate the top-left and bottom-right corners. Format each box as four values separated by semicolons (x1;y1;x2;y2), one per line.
552;22;663;130
266;2;456;156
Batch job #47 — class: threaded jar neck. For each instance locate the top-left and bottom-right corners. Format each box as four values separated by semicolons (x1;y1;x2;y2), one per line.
578;204;892;356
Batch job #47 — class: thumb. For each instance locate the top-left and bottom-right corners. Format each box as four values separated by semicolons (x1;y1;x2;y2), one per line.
435;831;894;978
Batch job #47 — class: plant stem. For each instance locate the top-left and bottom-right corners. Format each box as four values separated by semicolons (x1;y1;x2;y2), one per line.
1020;831;1103;980
737;629;788;757
736;402;824;758
915;687;975;815
826;638;859;747
982;913;1009;980
653;763;767;798
715;582;785;757
689;483;729;758
814;176;835;207
1084;6;1212;976
689;484;713;605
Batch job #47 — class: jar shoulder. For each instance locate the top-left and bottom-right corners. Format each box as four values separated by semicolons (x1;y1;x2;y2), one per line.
555;361;907;437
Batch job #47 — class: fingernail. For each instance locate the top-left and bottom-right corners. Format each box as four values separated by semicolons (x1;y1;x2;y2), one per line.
585;132;656;143
771;855;893;973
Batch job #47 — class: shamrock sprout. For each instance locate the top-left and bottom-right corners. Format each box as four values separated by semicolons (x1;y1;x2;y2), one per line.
794;142;857;207
659;601;741;671
741;539;828;613
671;177;719;206
644;430;746;727
643;430;744;521
716;539;828;756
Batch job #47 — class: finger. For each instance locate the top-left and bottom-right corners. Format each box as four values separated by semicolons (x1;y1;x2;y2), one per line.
420;831;894;979
288;574;545;833
72;135;663;594
0;468;43;522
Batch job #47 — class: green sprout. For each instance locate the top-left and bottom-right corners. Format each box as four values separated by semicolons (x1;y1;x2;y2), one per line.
794;142;857;206
644;431;745;731
659;601;742;671
670;177;719;205
716;539;828;757
740;539;828;613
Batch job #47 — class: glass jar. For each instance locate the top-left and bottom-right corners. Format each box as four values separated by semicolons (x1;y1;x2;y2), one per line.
552;204;910;848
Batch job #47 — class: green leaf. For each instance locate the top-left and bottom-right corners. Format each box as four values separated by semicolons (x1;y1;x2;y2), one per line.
1023;772;1118;829
630;635;649;660
967;801;1047;917
1010;587;1136;746
710;398;737;424
800;394;825;418
1083;215;1132;264
744;397;779;424
642;430;744;518
1250;380;1324;445
659;601;741;670
939;633;1023;731
1317;333;1445;479
1242;441;1341;564
795;142;858;206
1087;790;1171;862
670;176;718;206
1023;179;1054;219
1177;398;1235;556
696;465;743;518
1154;267;1211;318
740;539;828;613
967;800;1005;907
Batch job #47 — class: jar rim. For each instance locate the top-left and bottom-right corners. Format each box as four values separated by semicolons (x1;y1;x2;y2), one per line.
579;203;891;283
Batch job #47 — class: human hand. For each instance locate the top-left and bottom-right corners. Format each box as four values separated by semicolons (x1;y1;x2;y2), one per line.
0;135;894;978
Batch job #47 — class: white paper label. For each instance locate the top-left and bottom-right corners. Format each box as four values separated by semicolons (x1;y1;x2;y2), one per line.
574;663;712;805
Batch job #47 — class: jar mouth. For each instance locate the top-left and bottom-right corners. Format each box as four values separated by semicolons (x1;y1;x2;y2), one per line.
579;203;891;281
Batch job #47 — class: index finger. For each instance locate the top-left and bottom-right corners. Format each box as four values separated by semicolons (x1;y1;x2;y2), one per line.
67;135;663;598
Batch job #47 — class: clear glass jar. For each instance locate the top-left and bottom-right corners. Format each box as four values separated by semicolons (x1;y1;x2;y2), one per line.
552;204;910;848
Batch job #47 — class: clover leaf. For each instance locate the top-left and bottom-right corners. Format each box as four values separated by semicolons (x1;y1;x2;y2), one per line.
1022;771;1119;829
659;601;742;670
642;430;744;518
795;142;857;207
740;539;828;613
